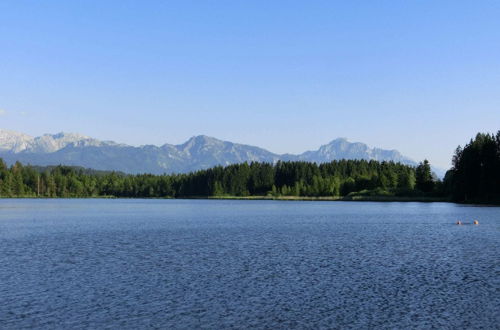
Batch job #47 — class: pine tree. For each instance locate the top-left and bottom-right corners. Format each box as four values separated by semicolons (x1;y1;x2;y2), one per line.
416;160;434;193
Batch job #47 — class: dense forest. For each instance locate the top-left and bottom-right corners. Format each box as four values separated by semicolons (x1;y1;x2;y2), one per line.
444;131;500;203
0;158;436;199
0;131;498;203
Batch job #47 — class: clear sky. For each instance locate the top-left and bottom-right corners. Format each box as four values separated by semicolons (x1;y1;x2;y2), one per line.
1;1;499;168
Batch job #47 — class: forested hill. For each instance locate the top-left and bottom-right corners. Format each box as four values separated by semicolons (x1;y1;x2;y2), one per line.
0;158;433;199
29;165;125;177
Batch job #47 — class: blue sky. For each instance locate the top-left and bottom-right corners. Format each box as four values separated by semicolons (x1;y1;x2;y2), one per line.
1;1;499;168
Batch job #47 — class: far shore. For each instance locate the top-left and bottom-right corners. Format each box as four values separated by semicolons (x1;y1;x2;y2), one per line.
3;195;499;205
0;195;452;203
207;195;451;202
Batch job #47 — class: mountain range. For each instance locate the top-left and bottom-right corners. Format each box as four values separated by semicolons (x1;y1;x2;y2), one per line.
0;129;426;175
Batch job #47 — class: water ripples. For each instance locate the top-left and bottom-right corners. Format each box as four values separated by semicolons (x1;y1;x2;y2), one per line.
0;199;498;329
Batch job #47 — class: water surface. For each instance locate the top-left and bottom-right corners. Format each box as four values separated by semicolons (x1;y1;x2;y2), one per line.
0;199;499;329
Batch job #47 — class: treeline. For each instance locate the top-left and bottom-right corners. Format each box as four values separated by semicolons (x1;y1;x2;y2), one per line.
0;158;438;199
444;131;500;203
1;131;497;203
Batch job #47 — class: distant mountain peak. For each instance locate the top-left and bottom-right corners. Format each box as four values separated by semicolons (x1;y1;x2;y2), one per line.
297;138;414;165
0;129;33;153
185;135;221;145
0;128;426;175
48;132;89;140
0;129;111;154
178;135;224;153
329;137;349;143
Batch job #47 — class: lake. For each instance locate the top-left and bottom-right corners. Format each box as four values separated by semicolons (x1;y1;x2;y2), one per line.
0;199;498;329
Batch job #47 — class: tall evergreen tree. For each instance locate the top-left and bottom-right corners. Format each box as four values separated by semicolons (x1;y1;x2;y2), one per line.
446;131;500;202
415;160;434;193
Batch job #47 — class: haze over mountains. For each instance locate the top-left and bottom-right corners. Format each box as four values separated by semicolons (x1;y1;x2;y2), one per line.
0;129;422;175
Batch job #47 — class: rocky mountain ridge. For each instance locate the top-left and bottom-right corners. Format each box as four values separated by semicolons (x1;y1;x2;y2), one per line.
0;129;419;174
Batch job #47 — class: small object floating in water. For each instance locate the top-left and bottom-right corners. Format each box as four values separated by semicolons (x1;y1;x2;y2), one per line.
456;220;462;225
473;220;479;225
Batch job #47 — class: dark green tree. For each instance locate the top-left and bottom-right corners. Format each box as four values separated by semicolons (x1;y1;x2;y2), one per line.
415;160;434;193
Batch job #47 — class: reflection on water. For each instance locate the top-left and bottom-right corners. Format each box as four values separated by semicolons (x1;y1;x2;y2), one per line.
0;199;498;329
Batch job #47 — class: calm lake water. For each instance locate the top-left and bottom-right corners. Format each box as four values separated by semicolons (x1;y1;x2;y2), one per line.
0;199;499;329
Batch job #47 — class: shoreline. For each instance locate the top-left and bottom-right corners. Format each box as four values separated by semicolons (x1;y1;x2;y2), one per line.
207;195;451;203
0;195;452;203
2;195;499;205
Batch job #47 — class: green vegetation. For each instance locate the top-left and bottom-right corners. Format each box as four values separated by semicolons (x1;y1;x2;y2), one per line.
443;131;500;203
0;158;441;199
0;131;498;203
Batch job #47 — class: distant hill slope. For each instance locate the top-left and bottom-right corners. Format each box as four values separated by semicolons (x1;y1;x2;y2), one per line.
0;129;425;175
